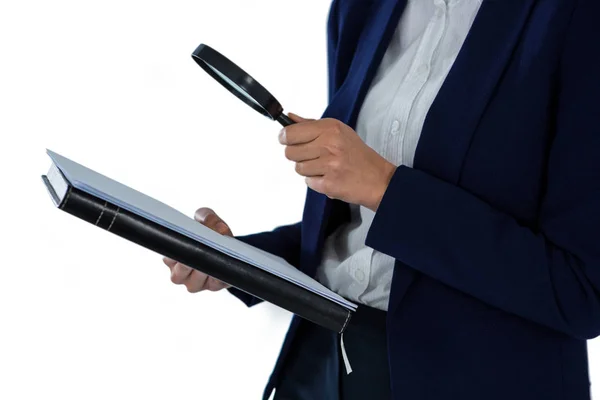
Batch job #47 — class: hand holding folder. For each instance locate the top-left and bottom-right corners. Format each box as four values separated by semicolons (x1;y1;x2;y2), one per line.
164;208;233;293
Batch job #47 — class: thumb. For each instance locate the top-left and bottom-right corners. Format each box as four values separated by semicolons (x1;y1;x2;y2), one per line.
287;112;315;123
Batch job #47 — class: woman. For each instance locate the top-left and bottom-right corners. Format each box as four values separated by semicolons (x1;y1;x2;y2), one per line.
163;0;600;398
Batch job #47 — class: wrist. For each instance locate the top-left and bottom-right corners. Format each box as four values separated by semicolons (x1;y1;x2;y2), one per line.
366;161;396;212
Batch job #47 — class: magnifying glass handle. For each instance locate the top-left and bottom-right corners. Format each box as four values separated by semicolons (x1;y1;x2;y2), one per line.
276;113;296;127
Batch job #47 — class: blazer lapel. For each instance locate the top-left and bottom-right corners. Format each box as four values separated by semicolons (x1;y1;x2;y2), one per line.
414;0;537;184
324;0;408;128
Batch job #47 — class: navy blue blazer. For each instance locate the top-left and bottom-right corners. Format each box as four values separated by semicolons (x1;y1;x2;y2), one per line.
231;0;600;398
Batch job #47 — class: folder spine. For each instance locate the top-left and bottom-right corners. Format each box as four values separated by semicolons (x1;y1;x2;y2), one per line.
56;184;352;333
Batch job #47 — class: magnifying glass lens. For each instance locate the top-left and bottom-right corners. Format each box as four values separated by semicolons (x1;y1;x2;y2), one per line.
192;44;296;127
205;63;264;109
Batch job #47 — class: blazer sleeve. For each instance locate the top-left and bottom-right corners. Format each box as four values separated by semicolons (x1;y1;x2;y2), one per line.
365;0;600;340
228;222;302;307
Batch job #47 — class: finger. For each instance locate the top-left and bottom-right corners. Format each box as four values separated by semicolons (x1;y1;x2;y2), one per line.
163;257;177;269
287;112;314;123
295;159;327;177
194;208;233;235
194;207;217;224
205;277;229;292
285;143;322;162
279;119;324;146
170;262;193;284
184;270;209;293
305;176;334;199
214;222;233;236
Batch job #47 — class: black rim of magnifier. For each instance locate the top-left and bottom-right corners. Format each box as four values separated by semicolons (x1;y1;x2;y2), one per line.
191;44;295;127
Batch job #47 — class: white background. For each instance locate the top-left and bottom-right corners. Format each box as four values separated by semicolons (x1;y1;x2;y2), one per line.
1;1;599;399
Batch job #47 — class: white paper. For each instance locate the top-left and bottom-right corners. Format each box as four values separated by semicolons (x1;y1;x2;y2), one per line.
47;150;357;311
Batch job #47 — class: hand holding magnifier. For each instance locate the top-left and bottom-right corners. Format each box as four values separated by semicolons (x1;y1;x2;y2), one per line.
192;44;296;127
191;43;398;212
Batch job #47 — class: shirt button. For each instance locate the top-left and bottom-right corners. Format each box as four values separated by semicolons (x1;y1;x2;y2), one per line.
355;269;366;283
391;120;400;133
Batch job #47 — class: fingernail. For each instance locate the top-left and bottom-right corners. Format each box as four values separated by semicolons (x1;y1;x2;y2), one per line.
278;128;286;144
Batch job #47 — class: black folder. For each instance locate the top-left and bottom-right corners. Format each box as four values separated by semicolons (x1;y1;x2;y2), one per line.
42;150;355;333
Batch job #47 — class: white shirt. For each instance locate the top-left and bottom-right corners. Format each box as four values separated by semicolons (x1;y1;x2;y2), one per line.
316;0;483;311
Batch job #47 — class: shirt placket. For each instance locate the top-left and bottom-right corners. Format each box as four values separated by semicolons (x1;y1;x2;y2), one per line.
363;2;450;296
350;207;374;296
384;0;449;165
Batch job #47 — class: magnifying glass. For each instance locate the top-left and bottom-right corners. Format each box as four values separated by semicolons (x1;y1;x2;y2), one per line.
192;44;296;127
